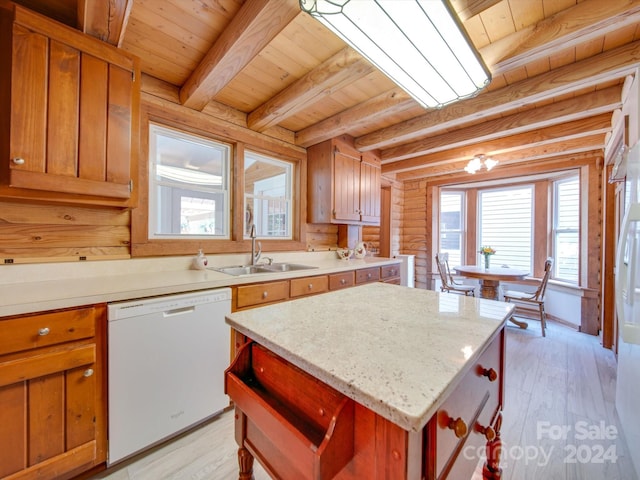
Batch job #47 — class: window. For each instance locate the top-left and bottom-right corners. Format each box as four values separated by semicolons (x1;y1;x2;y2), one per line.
439;191;464;266
479;186;533;272
148;124;230;239
244;151;293;239
553;176;579;282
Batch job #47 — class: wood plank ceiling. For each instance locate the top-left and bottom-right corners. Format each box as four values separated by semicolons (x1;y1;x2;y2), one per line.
14;0;640;183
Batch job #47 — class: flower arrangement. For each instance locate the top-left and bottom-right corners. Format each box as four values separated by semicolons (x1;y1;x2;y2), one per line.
478;246;496;256
478;246;496;269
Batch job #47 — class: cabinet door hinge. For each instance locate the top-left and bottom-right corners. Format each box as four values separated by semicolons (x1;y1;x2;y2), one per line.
129;179;134;192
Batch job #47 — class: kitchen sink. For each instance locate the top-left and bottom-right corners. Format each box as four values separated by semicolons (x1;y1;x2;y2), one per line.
212;263;317;276
213;265;275;276
264;263;318;272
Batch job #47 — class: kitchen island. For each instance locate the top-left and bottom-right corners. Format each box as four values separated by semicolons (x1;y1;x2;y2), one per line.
225;283;514;480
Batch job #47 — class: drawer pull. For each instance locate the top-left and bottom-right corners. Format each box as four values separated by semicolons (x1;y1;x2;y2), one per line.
340;279;346;285
262;291;268;299
38;327;50;336
12;157;25;165
476;423;496;441
448;417;467;439
308;283;313;290
83;368;94;377
367;273;372;279
481;367;498;382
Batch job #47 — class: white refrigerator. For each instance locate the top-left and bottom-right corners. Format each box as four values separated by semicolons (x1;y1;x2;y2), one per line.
615;140;640;477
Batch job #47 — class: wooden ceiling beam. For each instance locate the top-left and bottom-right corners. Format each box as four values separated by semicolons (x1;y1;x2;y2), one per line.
355;39;640;151
382;113;613;174
78;0;132;46
180;0;300;111
481;0;640;76
247;47;375;132
381;85;622;163
295;88;415;148
396;146;604;182
414;152;602;186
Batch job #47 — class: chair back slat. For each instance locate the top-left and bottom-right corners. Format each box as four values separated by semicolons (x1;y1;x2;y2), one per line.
435;252;451;287
534;257;554;300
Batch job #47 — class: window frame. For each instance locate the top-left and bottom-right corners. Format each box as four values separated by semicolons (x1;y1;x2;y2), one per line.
551;174;580;283
438;190;466;267
131;104;306;257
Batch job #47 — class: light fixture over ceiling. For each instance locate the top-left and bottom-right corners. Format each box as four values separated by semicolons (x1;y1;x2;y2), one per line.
464;154;498;174
299;0;491;109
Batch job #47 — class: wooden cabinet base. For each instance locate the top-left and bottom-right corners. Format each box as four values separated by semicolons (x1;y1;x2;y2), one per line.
226;328;505;480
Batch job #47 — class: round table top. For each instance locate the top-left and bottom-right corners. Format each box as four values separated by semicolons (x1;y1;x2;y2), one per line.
454;265;529;281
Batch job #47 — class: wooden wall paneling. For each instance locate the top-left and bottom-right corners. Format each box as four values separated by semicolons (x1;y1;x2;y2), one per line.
305;223;338;251
533;180;549;277
601;164;616;349
0;201;131;263
401;180;429;289
582;159;604;335
465;189;478;265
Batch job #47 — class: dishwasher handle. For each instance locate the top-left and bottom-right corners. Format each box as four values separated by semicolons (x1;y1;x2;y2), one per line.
163;306;196;317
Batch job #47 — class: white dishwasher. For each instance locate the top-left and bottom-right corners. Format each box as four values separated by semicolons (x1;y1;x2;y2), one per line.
107;288;231;465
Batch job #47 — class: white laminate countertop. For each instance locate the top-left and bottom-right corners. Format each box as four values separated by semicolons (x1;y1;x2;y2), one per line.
0;252;401;317
226;282;514;433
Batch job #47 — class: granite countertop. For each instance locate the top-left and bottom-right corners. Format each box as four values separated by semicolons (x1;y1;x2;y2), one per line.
0;252;401;317
225;282;514;432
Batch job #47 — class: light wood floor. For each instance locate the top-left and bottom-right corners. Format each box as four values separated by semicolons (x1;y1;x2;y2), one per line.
93;321;638;480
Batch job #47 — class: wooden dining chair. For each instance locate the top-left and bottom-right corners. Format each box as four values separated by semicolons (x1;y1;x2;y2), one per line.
435;253;475;296
503;257;554;337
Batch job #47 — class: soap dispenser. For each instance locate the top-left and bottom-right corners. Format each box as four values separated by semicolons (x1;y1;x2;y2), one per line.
192;249;208;270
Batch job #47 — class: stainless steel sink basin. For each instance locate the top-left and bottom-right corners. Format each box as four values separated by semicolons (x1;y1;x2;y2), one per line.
264;263;318;272
213;265;274;276
212;263;317;276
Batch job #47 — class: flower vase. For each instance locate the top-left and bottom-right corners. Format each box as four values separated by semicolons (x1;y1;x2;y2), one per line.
484;254;490;270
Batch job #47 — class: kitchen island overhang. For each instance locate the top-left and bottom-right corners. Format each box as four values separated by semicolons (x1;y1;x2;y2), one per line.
225;283;514;479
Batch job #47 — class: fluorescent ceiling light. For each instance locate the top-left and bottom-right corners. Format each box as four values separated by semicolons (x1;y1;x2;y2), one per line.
300;0;491;108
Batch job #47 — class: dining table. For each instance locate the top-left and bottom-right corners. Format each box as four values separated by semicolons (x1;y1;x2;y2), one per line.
454;264;530;329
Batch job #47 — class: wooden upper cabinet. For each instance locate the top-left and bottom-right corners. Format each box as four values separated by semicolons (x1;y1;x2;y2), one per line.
0;2;140;207
307;135;381;226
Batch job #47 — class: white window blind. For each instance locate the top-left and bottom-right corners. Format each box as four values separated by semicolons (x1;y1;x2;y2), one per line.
439;191;464;266
553;176;579;282
479;187;533;272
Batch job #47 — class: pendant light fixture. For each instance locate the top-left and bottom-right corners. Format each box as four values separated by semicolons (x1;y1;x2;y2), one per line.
299;0;491;109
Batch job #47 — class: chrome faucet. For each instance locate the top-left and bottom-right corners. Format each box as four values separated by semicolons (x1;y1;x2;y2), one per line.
250;224;261;265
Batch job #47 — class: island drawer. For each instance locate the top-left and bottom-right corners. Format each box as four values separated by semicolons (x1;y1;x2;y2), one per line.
226;342;354;480
429;329;503;480
355;267;380;284
329;271;354;290
236;281;289;309
290;275;329;298
0;306;96;355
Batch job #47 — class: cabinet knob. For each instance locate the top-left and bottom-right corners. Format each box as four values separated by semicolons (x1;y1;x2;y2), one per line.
481;367;498;382
12;157;25;165
83;368;94;377
308;283;313;290
367;273;372;279
38;327;50;336
475;423;496;441
340;279;347;285
448;417;468;439
262;291;268;299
